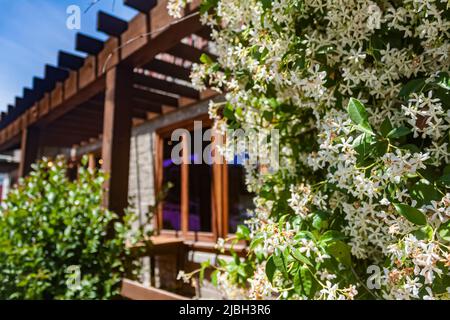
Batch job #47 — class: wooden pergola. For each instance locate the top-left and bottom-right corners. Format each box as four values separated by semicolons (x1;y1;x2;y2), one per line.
0;0;216;220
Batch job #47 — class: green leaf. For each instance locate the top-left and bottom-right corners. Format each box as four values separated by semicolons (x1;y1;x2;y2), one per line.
387;126;411;139
380;118;393;137
258;0;273;10
300;267;313;297
437;73;450;90
200;53;213;65
199;0;218;14
262;110;273;122
236;225;250;241
273;249;288;278
409;183;441;206
356;123;374;135
327;240;352;267
444;164;450;176
352;133;375;160
347;98;373;135
265;256;276;283
399;78;426;98
402;144;421;153
414;225;434;241
320;230;346;244
438;220;450;242
293;268;302;294
312;211;329;230
292;249;313;267
347;98;369;125
393;203;427;226
373;140;389;157
439;174;450;186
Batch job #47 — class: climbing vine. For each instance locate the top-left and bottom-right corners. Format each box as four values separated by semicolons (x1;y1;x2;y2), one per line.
169;0;450;299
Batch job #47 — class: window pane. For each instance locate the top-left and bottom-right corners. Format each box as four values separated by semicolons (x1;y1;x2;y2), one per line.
188;128;212;232
228;162;254;234
162;137;181;230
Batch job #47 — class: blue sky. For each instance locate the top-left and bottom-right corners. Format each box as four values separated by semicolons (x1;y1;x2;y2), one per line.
0;0;137;111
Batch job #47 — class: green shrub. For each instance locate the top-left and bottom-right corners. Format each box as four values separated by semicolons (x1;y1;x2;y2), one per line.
0;156;138;299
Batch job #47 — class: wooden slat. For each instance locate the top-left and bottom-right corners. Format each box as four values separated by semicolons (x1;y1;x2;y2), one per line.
76;33;104;55
124;0;157;12
23;88;41;107
45;65;69;83
38;93;50;117
133;87;179;107
39;76;105;126
126;1;203;67
168;43;212;63
143;59;191;82
121;13;148;60
64;71;78;99
195;25;213;41
133;73;199;99
97;11;128;37
33;76;53;94
133;98;162;113
121;279;188;300
79;56;97;89
50;83;63;109
58;51;84;70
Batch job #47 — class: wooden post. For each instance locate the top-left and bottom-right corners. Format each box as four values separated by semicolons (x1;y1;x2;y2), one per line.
88;153;96;170
101;64;133;216
18;127;40;177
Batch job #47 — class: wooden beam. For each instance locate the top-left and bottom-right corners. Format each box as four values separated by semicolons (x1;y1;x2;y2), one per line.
133;87;179;107
101;65;133;215
133;73;199;99
76;33;104;55
45;65;69;83
195;25;213;41
125;9;203;67
41;133;94;147
167;43;214;63
133;98;162;113
58;51;85;70
23;88;42;106
50;121;101;133
59;113;103;125
143;59;191;82
38;76;106;127
97;11;128;37
18;127;40;177
0;133;20;153
33;76;53;93
124;0;157;12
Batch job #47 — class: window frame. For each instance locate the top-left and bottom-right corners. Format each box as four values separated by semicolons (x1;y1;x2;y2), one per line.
154;115;220;242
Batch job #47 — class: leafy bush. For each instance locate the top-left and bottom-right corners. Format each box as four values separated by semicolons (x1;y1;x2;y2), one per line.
0;157;137;299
